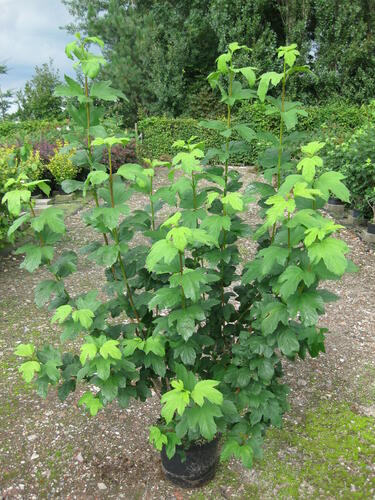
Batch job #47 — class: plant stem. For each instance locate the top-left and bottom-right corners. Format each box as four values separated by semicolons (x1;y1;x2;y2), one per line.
220;64;233;321
84;77;116;279
150;175;155;231
107;147;141;325
179;251;186;309
271;59;287;244
224;69;233;197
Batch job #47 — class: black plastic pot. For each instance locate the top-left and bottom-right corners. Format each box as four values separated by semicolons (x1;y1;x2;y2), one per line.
161;437;219;488
351;208;362;218
328;197;345;206
367;222;375;234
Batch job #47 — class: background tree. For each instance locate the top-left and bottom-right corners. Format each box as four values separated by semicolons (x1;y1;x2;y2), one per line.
62;0;375;119
0;89;13;120
16;60;63;120
0;63;13;120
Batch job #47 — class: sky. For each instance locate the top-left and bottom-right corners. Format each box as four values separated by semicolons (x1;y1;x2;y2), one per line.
0;0;76;106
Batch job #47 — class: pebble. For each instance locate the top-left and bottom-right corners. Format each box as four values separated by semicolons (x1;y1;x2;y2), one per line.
28;434;37;442
31;452;39;460
98;482;107;490
75;452;84;463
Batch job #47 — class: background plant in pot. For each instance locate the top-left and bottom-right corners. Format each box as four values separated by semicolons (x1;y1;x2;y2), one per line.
2;36;356;488
366;187;375;233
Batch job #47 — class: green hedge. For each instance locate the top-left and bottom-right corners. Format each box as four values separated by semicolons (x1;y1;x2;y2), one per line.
138;101;369;165
0;119;64;144
138;116;263;165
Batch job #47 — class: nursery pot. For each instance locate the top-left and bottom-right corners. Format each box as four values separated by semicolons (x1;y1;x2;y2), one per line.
367;221;375;234
161;437;219;488
351;208;362;218
328;197;345;206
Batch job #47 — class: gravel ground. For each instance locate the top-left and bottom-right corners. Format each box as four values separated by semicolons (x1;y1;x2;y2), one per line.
1;167;375;499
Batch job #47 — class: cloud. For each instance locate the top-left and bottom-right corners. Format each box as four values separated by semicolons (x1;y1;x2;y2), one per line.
0;0;75;93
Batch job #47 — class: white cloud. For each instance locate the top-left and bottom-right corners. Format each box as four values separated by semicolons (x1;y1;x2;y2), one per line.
0;0;76;93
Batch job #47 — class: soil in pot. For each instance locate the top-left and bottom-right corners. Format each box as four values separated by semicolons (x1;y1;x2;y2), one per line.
367;222;375;234
161;437;219;488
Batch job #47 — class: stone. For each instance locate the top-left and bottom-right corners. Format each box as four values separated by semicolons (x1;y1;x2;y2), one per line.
362;229;375;244
326;203;345;218
98;482;107;490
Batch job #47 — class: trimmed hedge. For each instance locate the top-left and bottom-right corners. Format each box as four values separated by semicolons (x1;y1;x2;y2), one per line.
138;101;369;165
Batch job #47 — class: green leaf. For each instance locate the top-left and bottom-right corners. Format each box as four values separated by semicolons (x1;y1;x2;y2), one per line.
50;251;77;278
2;189;31;216
166;226;192;252
146;239;179;271
278;329;300;356
31;207;65;234
297;156;323;183
144;336;165;357
123;337;144;357
19;360;40;383
170;268;208;302
258;246;289;275
314;171;350;203
90;205;130;231
149;426;168;451
234;124;256;142
87;170;109;185
14;244;53;273
95;357;111;380
99;340;122;360
165;433;181;459
239;67;256;87
277;265;315;299
61;179;84;193
174;344;196;365
222;192;243;211
90;80;126;101
34;279;65;307
161;211;182;228
7;213;30;237
54;76;84;97
88;244;118;267
301;141;325;156
148;287;181;310
257;72;283;102
238;444;253;468
287;292;325;326
191;380;223;407
15;343;35;357
80;343;97;365
201;215;231;241
198;119;226;131
51;305;72;324
186;402;222;440
221;439;241;462
78;392;103;416
45;360;61;382
308;237;349;275
258;359;275;381
72;309;94;329
261;302;288;335
161;381;190;423
264;195;295;225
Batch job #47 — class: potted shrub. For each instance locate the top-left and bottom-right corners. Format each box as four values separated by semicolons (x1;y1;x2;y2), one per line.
3;36;355;487
366;188;375;234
